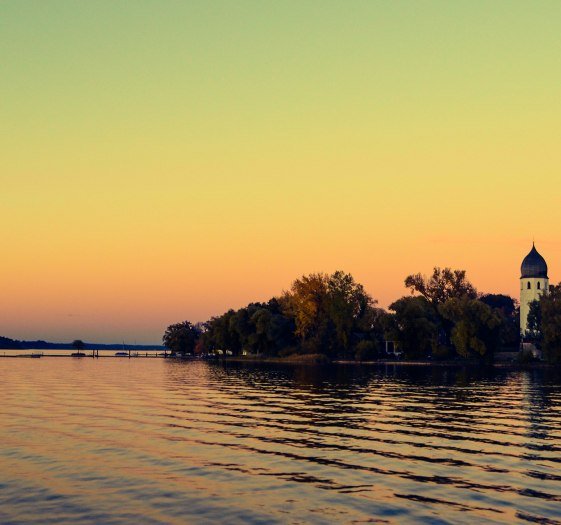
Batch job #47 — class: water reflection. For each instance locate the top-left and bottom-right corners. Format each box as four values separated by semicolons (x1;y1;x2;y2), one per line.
1;359;560;525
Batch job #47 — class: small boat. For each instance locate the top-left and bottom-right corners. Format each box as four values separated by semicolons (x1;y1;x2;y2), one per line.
114;352;128;357
71;352;86;357
30;353;42;358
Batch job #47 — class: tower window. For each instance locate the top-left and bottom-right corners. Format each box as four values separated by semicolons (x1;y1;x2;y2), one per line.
527;282;531;289
537;281;541;290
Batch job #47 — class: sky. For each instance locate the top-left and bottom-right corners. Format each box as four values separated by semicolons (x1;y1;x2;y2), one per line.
2;1;561;344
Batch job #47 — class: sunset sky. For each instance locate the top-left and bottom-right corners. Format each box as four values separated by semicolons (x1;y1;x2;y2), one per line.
2;1;561;343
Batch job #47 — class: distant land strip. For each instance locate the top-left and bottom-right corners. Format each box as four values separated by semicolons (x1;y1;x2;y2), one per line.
0;336;164;351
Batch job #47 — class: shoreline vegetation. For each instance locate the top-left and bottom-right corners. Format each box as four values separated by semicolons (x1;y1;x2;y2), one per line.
164;268;561;366
0;352;557;369
218;354;557;368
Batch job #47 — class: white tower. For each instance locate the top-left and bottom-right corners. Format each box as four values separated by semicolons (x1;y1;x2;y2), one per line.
520;243;549;336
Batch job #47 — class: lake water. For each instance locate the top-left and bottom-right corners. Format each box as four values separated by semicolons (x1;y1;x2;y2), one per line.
1;358;561;524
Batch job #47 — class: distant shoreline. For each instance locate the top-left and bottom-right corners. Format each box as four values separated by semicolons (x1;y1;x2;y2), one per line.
0;337;165;352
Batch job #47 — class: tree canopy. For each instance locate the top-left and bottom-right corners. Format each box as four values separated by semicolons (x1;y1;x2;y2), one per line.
163;267;519;363
163;321;201;355
405;267;478;306
72;339;86;351
0;336;21;349
384;296;438;359
281;270;375;357
439;297;502;359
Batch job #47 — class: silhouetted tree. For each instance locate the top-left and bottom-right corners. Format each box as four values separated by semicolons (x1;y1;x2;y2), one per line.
0;336;22;349
480;294;520;349
163;321;201;355
72;340;85;351
405;267;477;306
479;294;516;317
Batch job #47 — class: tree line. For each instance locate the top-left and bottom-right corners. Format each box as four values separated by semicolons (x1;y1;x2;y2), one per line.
164;267;536;362
0;337;165;351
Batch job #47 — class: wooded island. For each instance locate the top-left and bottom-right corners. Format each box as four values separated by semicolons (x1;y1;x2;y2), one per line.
163;268;561;364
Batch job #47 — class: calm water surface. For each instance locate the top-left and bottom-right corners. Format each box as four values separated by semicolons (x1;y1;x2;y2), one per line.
1;359;561;524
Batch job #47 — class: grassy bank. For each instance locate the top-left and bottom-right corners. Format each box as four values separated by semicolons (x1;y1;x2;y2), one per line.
220;353;332;365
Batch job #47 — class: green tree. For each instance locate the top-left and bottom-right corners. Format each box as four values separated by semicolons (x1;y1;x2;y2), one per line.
438;297;502;360
230;304;263;354
249;306;296;356
480;294;520;349
532;285;561;364
384;296;439;359
281;273;330;342
163;321;201;355
526;299;542;341
404;267;478;351
327;271;374;354
479;294;516;317
202;299;296;357
281;270;375;357
204;310;242;354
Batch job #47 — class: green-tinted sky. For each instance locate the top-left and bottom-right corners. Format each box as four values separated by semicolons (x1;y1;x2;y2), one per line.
2;1;561;343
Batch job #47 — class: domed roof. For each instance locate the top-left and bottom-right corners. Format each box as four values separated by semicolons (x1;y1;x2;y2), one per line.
521;243;548;279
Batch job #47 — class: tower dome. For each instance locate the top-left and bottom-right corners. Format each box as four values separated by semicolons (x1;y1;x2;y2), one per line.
521;243;548;279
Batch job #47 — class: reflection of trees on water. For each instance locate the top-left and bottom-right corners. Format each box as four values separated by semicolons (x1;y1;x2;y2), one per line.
374;363;500;387
164;360;212;386
162;361;561;442
160;359;561;500
357;365;511;436
212;362;375;424
522;368;561;442
164;362;479;433
208;361;507;392
206;361;374;394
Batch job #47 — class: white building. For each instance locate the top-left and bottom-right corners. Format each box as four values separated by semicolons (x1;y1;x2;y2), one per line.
520;243;549;336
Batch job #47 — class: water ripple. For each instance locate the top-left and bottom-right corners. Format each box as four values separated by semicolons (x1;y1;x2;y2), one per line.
1;359;561;524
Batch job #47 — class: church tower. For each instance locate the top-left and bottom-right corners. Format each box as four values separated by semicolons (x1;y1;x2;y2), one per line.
520;243;549;336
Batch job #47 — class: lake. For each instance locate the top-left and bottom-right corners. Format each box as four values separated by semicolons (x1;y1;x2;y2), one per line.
1;358;560;524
